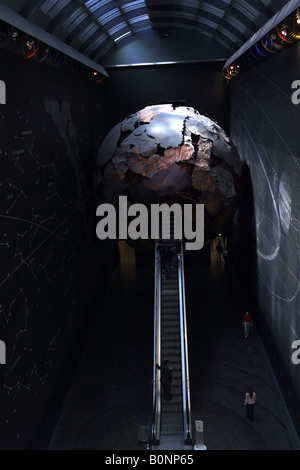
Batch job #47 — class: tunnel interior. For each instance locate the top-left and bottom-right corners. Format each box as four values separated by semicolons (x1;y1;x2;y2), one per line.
0;9;300;451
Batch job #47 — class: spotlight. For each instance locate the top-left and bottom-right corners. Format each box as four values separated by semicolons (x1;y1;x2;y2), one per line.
229;64;239;76
26;39;35;50
297;9;300;24
23;37;39;59
222;63;239;79
92;71;102;83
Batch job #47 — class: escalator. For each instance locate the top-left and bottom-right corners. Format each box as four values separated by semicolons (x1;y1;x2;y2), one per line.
151;239;193;449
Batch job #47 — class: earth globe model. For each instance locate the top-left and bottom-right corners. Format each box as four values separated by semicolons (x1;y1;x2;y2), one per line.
95;103;242;251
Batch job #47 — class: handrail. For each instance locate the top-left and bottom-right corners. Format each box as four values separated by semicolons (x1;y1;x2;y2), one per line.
151;241;161;444
181;243;193;444
178;241;193;444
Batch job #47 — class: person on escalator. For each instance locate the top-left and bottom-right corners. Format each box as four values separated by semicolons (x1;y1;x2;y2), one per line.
164;248;175;279
157;246;175;279
155;360;173;401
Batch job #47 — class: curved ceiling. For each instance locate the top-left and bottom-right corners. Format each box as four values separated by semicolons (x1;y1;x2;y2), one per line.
0;0;285;64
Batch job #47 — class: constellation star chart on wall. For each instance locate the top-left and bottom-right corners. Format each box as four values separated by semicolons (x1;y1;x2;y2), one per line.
0;94;95;447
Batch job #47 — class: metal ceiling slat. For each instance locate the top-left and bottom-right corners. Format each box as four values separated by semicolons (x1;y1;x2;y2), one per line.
201;8;249;43
214;0;262;34
98;7;121;26
20;0;44;18
218;25;242;45
93;40;113;60
64;14;97;44
45;0;72;20
148;5;248;45
196;0;259;45
87;32;107;49
62;8;88;32
132;24;152;33
201;2;224;18
224;12;248;33
84;1;149;33
66;8;114;45
150;15;237;50
66;4;147;46
88;1;119;18
47;0;78;34
129;13;151;23
1;0;287;67
40;0;58;15
122;0;147;12
243;0;274;18
233;0;261;22
91;34;113;58
77;22;98;42
148;19;235;52
79;24;112;54
85;0;112;12
107;20;127;34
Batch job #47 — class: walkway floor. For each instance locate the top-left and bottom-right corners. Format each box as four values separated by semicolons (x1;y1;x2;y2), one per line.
49;248;300;451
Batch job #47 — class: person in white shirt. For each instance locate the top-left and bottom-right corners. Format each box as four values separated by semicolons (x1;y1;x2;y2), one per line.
244;386;256;421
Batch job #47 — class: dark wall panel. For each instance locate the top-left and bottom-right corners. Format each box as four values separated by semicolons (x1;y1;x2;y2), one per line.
0;49;109;449
103;61;230;135
229;41;300;433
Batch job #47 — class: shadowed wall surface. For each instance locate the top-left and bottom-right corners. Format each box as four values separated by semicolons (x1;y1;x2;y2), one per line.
229;40;300;434
102;61;230;136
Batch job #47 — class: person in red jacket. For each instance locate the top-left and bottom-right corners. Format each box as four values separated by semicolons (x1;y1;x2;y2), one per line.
242;311;253;338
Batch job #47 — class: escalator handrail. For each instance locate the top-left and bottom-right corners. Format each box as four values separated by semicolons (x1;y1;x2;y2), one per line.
151;241;161;443
178;241;193;443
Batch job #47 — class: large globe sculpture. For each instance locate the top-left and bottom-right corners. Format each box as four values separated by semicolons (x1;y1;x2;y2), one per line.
95;104;242;250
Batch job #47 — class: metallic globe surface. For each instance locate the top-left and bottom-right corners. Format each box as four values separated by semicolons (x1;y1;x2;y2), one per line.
95;104;242;247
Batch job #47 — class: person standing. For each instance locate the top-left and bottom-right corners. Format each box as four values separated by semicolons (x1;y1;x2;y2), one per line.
244;386;256;421
155;360;173;400
222;247;229;266
242;311;253;338
216;241;223;264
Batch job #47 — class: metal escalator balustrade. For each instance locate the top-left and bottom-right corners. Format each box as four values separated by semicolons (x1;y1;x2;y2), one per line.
152;241;161;444
178;241;193;445
151;235;192;448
